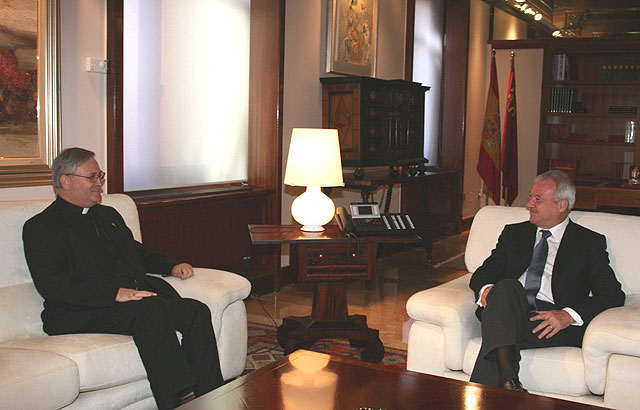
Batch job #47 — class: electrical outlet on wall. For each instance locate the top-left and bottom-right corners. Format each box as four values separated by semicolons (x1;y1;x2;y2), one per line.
86;58;108;74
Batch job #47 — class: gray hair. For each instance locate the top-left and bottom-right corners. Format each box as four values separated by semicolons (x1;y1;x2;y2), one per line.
535;169;576;211
52;148;96;193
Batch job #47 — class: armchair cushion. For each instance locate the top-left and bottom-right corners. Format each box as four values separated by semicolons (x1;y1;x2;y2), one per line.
1;334;146;392
463;338;589;396
0;347;79;410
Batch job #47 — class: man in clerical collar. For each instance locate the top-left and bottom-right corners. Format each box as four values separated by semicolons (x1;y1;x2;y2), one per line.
23;147;223;409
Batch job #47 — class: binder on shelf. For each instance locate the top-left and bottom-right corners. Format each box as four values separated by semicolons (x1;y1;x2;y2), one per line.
548;124;571;140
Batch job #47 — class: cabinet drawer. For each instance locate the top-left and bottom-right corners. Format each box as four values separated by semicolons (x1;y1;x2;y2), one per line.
307;243;373;265
299;243;375;281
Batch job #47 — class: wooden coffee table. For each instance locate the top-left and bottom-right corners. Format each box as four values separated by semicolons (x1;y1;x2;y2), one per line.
181;350;608;409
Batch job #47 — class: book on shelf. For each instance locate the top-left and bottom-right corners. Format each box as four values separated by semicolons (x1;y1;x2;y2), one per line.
549;87;577;113
608;106;637;115
601;58;640;81
549;159;579;172
551;54;578;81
548;124;571;140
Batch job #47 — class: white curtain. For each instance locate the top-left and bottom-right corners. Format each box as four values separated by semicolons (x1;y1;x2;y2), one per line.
413;0;444;166
123;0;250;191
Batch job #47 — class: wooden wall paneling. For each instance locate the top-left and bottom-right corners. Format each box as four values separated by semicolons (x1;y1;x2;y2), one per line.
248;0;285;209
133;189;274;284
438;0;469;231
247;0;286;293
106;0;124;193
405;0;416;81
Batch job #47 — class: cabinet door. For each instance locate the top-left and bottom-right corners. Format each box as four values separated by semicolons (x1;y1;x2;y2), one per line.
323;82;362;163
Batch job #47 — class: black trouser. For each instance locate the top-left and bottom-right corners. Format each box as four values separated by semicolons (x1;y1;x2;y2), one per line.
470;278;584;387
49;296;223;407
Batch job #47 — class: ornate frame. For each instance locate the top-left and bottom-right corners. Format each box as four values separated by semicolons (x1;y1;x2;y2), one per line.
0;0;60;188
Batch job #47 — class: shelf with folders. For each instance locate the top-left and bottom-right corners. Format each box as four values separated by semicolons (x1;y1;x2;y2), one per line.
547;83;637;116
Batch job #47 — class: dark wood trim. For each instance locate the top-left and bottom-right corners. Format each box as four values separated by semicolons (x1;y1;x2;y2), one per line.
439;0;469;232
404;0;416;80
248;0;285;224
106;0;124;193
461;215;473;232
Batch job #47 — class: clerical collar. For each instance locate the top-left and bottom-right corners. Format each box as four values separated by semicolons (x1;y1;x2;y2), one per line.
56;196;93;215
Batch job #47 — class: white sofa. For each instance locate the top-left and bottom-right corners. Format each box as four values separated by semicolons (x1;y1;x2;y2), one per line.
406;205;640;409
0;194;252;410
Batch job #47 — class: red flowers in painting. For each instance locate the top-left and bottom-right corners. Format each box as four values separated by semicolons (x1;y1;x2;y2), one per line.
0;48;37;124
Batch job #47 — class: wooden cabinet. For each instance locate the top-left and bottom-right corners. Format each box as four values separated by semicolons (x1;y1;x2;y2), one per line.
321;77;430;167
537;39;640;211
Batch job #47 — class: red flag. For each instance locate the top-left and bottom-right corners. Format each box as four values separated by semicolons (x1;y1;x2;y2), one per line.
502;52;518;206
477;51;501;204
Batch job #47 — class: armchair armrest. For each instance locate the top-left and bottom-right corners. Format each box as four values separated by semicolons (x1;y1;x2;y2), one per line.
583;294;640;395
150;268;251;336
406;273;480;370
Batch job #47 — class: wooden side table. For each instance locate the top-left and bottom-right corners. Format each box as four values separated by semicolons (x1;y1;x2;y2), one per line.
248;224;421;363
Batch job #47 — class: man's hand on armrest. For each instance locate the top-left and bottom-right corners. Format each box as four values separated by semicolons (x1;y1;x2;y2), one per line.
171;263;194;280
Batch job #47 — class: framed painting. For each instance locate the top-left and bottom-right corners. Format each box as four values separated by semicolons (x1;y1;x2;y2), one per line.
0;0;60;188
326;0;378;77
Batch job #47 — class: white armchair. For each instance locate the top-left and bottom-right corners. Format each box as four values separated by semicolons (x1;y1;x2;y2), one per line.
406;206;640;409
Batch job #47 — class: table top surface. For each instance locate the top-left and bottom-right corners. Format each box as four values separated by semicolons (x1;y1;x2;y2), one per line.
182;349;607;410
248;224;422;245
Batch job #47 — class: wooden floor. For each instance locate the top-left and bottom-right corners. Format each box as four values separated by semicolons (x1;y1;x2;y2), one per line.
245;231;470;350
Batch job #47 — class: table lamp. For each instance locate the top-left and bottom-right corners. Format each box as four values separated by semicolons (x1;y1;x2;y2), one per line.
284;128;344;232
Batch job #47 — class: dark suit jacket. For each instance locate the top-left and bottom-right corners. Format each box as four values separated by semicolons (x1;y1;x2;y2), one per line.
23;197;181;333
469;219;625;326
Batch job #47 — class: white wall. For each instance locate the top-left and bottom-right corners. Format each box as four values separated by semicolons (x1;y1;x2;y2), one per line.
463;1;542;218
0;0;107;200
282;0;408;226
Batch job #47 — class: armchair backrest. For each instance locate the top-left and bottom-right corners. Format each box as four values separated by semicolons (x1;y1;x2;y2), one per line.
465;206;640;296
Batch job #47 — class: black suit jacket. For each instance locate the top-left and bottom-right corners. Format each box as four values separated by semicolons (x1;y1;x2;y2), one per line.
469;219;625;326
23;197;180;332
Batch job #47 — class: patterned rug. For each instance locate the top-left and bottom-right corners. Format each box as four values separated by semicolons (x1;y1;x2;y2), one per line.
244;322;407;374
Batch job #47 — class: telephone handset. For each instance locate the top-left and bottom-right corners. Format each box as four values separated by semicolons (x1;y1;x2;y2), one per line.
335;206;356;234
335;206;360;262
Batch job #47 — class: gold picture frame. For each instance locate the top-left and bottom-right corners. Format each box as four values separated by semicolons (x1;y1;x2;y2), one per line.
326;0;378;77
0;0;60;188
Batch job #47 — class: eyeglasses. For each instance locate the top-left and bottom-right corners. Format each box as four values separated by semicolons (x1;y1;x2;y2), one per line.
66;171;106;184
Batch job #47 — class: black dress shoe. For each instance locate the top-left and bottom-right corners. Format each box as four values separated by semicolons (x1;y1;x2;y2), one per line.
502;379;528;393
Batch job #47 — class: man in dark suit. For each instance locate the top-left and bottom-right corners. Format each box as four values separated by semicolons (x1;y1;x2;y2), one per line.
23;148;224;409
469;170;625;392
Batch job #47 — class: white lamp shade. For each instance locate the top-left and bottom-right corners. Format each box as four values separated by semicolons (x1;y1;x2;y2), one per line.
284;128;344;187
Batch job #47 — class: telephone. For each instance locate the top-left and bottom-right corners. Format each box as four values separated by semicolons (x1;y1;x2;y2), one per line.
335;203;417;236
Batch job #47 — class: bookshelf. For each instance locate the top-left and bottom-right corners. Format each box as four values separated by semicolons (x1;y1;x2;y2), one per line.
538;39;640;212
